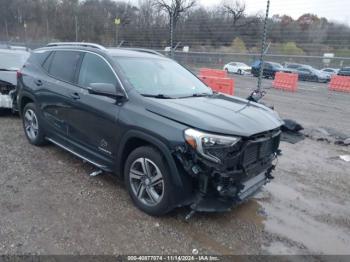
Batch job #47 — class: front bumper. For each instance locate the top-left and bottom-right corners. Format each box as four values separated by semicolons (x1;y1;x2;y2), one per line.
0;94;13;109
175;129;280;212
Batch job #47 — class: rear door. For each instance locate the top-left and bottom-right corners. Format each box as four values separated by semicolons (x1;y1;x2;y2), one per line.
38;50;83;137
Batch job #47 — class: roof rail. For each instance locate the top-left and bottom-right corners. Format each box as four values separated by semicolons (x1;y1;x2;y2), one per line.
46;42;106;51
118;48;164;57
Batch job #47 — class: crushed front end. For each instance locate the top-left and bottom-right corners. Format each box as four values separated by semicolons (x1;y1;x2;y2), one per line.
175;128;281;213
0;79;16;109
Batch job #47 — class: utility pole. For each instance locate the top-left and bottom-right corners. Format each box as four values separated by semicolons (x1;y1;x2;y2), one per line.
46;18;49;41
23;21;27;46
115;18;121;46
257;0;270;91
5;19;9;41
75;15;79;42
170;13;174;59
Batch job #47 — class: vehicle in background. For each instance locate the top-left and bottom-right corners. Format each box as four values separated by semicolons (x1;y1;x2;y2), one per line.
223;62;251;75
0;46;30;112
295;66;330;83
321;68;339;77
17;42;282;216
337;67;350;76
251;60;284;79
284;63;303;71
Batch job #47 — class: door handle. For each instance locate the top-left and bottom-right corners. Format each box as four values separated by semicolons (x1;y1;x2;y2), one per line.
34;79;43;86
70;92;80;100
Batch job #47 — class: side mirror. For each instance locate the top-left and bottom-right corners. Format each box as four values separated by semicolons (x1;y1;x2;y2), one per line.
88;83;124;99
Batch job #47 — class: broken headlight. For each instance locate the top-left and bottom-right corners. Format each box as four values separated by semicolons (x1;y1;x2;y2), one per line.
184;128;241;163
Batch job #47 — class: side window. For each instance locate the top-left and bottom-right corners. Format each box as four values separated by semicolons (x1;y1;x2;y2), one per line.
264;63;272;69
78;53;117;88
48;51;81;83
42;52;53;72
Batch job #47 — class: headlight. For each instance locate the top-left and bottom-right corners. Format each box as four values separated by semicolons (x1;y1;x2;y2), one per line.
184;128;240;163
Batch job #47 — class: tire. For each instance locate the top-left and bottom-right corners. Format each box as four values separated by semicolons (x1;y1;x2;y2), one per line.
238;69;242;75
124;146;174;216
22;103;46;146
225;68;229;74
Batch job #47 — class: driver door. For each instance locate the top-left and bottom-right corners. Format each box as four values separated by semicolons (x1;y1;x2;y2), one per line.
66;52;122;162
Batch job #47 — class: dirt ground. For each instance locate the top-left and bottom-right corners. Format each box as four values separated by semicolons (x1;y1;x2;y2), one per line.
0;76;349;255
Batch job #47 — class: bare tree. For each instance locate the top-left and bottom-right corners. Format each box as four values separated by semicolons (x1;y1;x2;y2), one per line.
154;0;196;26
223;0;246;26
153;0;196;49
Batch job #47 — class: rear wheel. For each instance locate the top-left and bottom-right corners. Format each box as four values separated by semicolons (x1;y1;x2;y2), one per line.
124;146;173;216
22;103;46;146
238;69;242;75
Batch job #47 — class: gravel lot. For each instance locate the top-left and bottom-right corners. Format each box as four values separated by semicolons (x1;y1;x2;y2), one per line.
0;75;350;255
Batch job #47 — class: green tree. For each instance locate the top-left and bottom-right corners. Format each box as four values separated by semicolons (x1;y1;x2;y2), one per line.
280;42;304;55
230;37;246;53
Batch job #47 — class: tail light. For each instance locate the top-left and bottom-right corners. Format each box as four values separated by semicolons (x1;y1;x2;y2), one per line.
16;71;22;79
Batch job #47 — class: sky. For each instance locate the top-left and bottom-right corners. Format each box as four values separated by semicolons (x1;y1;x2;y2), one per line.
200;0;350;25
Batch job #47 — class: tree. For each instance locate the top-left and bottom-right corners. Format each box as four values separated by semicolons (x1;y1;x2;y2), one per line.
230;37;246;53
222;0;245;27
153;0;196;47
280;42;304;55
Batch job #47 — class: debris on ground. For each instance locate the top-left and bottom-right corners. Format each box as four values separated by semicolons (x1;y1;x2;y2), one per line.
339;155;350;162
280;119;305;144
303;127;350;146
281;119;304;133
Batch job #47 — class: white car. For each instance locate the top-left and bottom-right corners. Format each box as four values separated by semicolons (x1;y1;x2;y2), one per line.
224;62;251;75
321;68;339;77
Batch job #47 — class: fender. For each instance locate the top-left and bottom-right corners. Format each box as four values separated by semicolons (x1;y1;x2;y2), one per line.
116;129;186;189
18;91;37;116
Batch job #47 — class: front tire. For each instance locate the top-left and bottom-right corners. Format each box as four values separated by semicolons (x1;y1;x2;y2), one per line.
22;103;46;146
238;69;242;75
124;146;173;216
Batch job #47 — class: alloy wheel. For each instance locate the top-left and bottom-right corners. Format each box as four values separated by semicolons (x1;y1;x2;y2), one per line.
24;109;39;141
129;157;164;206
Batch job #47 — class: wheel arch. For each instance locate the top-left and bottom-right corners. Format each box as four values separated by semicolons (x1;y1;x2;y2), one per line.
116;130;183;186
19;92;36;116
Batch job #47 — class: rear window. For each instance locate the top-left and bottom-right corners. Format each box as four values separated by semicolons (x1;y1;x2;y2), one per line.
48;51;81;83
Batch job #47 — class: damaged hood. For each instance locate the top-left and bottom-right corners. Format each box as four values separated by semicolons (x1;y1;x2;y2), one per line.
0;71;17;86
145;94;283;137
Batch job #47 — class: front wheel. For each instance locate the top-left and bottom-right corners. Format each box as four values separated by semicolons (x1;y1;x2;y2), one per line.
238;69;242;75
124;146;173;216
22;103;46;146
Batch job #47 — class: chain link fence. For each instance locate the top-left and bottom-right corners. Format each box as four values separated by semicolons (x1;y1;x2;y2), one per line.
160;50;350;70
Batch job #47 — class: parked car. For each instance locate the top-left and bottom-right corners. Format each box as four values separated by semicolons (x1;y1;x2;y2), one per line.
337;67;350;76
251;60;284;79
0;46;30;111
284;63;303;71
321;68;339;77
17;42;282;216
296;66;330;83
223;62;251;75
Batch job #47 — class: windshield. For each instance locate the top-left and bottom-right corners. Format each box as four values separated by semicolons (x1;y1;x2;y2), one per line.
271;62;283;68
113;57;212;97
0;52;29;70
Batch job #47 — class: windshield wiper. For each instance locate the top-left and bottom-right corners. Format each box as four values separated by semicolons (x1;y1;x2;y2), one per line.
180;92;213;98
142;94;174;99
0;68;17;71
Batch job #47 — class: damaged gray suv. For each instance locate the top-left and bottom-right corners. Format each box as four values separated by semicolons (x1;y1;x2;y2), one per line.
17;43;282;216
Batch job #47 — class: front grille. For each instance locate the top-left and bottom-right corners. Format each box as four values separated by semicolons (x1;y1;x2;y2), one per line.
242;131;280;166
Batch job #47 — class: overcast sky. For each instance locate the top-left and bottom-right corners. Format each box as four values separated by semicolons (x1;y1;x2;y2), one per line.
200;0;350;25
